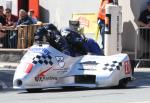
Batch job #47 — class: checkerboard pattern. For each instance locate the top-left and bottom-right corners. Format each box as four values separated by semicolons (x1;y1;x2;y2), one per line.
103;61;122;71
32;54;53;65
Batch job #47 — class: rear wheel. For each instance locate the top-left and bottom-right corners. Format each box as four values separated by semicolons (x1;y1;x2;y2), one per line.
26;88;42;93
117;79;128;89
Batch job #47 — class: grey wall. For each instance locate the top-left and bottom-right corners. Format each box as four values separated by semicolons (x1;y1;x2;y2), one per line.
119;0;148;51
39;0;99;28
0;0;18;15
40;0;150;52
0;0;149;52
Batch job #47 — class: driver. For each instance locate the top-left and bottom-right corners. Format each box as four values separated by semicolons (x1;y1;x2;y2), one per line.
34;23;70;55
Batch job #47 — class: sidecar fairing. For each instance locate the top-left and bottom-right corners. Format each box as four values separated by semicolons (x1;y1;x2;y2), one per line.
13;43;134;91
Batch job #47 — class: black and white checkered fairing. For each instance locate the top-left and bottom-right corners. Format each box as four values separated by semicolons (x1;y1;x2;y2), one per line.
32;54;53;65
103;61;122;71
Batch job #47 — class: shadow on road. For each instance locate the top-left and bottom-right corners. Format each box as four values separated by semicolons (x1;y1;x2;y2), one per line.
130;69;150;87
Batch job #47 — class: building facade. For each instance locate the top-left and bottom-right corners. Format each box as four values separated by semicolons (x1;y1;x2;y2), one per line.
0;0;149;52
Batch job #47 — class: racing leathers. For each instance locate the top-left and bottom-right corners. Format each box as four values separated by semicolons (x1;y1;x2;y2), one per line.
34;24;70;55
61;28;103;56
84;38;103;55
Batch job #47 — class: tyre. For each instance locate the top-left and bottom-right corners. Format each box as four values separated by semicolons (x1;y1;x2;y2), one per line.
26;88;42;93
62;86;76;90
117;79;128;89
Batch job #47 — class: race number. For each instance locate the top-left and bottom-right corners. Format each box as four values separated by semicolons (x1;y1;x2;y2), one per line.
24;63;33;73
124;61;131;74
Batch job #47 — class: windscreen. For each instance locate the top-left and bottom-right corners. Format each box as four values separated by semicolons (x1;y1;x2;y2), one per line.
21;45;51;63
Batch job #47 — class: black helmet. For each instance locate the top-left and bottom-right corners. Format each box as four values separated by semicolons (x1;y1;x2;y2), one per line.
45;23;58;31
34;27;48;36
34;26;48;42
45;23;61;35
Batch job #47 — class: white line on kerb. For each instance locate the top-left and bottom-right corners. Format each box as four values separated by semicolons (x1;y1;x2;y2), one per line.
125;101;150;103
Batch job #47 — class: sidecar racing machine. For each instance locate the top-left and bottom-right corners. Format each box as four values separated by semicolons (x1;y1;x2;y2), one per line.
13;43;134;92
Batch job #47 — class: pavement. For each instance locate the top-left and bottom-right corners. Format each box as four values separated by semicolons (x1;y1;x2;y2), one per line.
0;62;19;70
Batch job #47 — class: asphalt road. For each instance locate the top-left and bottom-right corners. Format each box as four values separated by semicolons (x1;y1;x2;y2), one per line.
0;68;150;103
0;69;14;89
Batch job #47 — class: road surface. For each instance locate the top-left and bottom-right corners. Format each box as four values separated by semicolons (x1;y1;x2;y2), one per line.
0;68;150;103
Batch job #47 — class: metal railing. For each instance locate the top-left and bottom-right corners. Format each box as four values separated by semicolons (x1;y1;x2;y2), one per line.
0;23;48;49
135;27;150;67
0;28;18;48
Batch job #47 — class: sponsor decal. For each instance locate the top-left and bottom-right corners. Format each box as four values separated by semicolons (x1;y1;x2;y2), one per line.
105;14;111;34
37;67;52;77
80;61;98;65
103;61;122;71
32;54;53;65
80;65;97;71
78;68;96;71
117;16;120;51
30;48;50;55
35;76;57;82
124;61;131;74
55;56;65;68
35;67;58;82
79;61;98;71
57;70;68;74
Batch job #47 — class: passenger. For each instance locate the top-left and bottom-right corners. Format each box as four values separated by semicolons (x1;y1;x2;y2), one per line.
61;28;87;56
34;23;70;55
84;38;103;55
61;28;103;56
